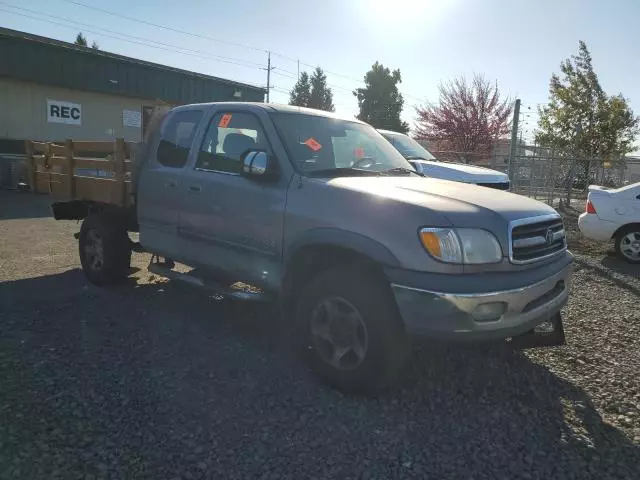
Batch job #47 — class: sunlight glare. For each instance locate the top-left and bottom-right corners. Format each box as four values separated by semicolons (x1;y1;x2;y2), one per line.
359;0;453;32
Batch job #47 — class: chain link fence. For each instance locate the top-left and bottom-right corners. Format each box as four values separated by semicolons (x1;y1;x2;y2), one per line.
424;136;639;209
507;150;639;208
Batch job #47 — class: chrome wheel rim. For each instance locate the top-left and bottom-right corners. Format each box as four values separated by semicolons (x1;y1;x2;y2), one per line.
309;296;368;370
84;229;104;271
620;232;640;260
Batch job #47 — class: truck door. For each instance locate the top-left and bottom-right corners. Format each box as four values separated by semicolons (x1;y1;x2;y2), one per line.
177;109;289;290
137;109;204;257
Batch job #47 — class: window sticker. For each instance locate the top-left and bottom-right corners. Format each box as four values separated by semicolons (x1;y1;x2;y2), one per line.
303;137;322;151
218;113;233;128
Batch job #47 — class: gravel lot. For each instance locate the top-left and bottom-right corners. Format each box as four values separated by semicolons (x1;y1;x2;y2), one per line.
1;190;639;479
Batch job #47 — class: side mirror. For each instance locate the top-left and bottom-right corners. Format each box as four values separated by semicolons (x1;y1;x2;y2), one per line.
242;150;276;179
409;160;425;175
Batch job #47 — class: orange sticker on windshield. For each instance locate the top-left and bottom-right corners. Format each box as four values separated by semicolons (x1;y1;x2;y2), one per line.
218;113;232;128
354;147;365;158
304;138;322;151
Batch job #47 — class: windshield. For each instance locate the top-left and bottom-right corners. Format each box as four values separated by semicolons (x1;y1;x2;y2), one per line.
382;132;436;160
270;113;413;176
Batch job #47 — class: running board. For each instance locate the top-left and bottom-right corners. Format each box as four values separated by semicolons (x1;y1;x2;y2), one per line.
147;263;267;301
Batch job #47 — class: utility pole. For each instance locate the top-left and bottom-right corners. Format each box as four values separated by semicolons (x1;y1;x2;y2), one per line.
263;51;275;103
508;98;521;182
567;124;582;206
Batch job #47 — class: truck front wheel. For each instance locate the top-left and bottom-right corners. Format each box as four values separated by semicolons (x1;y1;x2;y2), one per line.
294;266;408;394
79;214;131;286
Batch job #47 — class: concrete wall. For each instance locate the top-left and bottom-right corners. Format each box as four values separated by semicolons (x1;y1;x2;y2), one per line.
0;77;164;143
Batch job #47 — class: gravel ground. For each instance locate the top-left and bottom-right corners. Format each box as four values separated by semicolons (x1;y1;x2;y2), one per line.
1;190;639;479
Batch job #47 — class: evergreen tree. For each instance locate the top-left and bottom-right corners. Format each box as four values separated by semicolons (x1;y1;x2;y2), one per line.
308;67;335;112
74;32;88;47
354;62;408;132
289;72;311;107
536;41;638;172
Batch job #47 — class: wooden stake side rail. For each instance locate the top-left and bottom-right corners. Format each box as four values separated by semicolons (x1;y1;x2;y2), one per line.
25;138;136;207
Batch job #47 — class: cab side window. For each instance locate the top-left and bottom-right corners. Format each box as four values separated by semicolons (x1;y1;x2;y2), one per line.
196;112;266;174
156;110;203;168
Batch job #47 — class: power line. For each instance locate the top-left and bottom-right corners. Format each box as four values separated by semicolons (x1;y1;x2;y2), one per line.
59;0;430;103
0;8;268;85
272;71;298;80
13;0;432;108
0;3;266;70
60;0;267;53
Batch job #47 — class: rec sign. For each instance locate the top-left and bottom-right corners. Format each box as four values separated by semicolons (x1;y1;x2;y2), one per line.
47;100;82;125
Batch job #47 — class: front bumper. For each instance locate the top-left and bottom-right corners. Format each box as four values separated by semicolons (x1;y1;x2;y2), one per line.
390;259;572;341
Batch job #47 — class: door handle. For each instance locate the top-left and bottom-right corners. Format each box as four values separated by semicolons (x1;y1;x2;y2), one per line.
189;184;202;193
165;181;177;188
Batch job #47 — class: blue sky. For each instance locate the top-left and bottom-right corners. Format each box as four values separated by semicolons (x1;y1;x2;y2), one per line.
2;0;639;141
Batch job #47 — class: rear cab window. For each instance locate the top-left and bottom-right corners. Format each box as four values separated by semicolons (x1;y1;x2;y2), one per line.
156;109;204;168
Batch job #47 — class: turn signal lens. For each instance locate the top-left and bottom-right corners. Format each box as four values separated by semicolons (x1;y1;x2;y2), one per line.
419;228;462;263
419;231;442;257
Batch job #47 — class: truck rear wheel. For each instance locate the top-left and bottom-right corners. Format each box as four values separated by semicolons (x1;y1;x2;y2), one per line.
79;214;131;286
293;266;408;394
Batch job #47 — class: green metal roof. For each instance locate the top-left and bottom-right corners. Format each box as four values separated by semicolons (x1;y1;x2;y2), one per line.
0;27;266;104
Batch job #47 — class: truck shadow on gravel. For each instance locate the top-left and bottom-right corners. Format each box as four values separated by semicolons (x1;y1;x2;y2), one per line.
0;190;53;220
600;255;640;279
2;269;639;478
394;341;640;477
574;255;640;297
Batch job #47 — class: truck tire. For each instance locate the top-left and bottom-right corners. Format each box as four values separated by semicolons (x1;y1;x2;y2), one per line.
293;266;408;394
615;225;640;263
79;214;131;286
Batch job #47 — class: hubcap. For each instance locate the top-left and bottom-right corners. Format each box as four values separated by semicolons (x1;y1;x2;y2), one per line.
621;232;640;260
84;229;104;271
309;297;368;370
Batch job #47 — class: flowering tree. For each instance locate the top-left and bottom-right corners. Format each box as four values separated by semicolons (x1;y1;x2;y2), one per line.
414;74;512;160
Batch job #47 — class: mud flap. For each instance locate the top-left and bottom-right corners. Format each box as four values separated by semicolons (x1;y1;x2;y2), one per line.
508;313;566;349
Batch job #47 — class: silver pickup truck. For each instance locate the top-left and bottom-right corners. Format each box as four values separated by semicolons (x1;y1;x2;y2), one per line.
53;103;572;393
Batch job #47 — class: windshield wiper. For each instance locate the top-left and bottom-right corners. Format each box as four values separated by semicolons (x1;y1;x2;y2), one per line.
307;167;382;178
404;155;429;161
382;167;423;176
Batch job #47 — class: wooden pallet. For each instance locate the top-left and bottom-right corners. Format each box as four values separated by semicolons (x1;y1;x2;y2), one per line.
25;139;136;207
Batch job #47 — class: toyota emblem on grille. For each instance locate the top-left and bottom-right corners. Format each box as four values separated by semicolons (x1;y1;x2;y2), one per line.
545;228;554;245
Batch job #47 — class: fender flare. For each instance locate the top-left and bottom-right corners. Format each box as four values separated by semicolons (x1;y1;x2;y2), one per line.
279;229;401;313
284;228;401;268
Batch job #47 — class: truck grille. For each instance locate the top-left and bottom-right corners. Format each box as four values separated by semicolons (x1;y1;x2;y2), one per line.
510;215;566;264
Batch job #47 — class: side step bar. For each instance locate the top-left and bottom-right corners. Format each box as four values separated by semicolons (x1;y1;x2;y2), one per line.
148;263;268;302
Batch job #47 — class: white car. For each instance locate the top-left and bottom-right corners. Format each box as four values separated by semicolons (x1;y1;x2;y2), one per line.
378;129;511;190
578;182;640;263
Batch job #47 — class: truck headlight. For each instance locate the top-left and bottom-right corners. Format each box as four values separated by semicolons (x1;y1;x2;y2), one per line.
419;228;502;264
